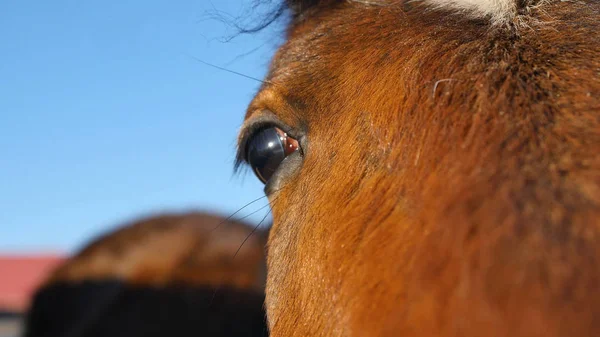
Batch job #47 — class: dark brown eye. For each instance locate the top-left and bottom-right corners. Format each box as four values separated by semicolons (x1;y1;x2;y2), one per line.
246;127;299;183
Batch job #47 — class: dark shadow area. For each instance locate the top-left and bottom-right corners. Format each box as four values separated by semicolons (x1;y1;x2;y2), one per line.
25;280;268;337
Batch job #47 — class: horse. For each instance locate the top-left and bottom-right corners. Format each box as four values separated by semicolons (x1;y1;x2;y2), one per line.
236;0;600;336
24;212;269;337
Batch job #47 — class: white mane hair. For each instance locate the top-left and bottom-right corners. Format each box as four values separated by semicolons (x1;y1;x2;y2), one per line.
425;0;517;24
353;0;542;26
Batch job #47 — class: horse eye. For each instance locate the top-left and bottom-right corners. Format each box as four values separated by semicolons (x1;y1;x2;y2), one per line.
246;127;299;184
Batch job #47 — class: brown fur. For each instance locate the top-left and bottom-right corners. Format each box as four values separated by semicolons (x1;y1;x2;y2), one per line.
239;0;600;336
47;212;267;291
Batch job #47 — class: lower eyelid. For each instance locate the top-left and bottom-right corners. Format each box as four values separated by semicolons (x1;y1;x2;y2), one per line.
264;150;304;195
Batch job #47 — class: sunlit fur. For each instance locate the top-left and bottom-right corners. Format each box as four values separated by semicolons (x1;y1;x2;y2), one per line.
240;0;600;336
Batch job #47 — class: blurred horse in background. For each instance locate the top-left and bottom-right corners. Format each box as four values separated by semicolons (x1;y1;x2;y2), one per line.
25;212;268;337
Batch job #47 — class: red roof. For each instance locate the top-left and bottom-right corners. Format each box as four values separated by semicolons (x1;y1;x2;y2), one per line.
0;255;65;312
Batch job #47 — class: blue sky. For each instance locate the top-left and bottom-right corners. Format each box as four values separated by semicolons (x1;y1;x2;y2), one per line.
0;0;284;253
